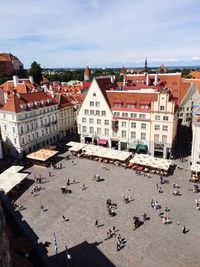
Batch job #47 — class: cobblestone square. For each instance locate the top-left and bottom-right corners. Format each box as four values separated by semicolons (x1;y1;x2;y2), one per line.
16;154;200;267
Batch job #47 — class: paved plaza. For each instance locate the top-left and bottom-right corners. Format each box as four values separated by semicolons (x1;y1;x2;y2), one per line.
16;153;200;267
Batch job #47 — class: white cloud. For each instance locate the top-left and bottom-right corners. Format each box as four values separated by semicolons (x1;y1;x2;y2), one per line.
0;0;200;67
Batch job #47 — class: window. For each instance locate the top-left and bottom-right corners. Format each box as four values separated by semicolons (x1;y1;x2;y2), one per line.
90;101;94;107
102;111;106;116
105;120;109;125
4;125;7;131
97;128;101;134
13;127;15;133
160;105;165;111
97;119;101;125
3;114;6;119
163;116;168;121
90;110;94;115
82;126;87;133
155;125;160;130
84;109;89;115
82;118;86;123
155;115;160;120
95;101;100;107
105;128;109;135
131;131;136;139
27;125;29;131
89;118;94;124
141;132;146;140
113;112;120;116
96;110;100;115
42;130;44;136
93;93;96;96
128;104;134;109
162;135;167;143
141;123;146;129
14;138;16;144
121;130;126;138
28;135;30;141
139;114;146;119
21;137;24;144
154;134;159;142
36;132;39;138
130;113;137;118
21;126;23;134
131;122;136;128
163;125;168;131
122;112;128;117
90;127;94;134
122;121;127;127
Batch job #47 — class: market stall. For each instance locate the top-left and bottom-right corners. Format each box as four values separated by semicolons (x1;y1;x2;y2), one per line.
0;166;28;194
27;149;59;167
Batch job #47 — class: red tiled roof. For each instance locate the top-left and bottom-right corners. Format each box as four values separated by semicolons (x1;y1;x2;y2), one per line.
84;66;91;75
106;91;158;110
0;92;56;113
125;73;182;99
179;80;192;103
191;71;200;79
0;80;38;94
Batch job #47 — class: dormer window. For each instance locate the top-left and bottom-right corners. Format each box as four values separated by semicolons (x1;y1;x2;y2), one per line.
114;100;123;108
160;105;165;111
127;101;136;109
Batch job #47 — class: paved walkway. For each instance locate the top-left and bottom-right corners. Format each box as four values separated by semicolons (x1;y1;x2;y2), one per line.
16;154;200;267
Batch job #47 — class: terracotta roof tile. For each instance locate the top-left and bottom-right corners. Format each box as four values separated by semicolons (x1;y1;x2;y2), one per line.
106;91;158;110
0;92;57;113
191;71;200;79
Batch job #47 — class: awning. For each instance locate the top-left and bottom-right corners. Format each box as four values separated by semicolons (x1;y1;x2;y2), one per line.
0;166;28;194
27;149;59;162
128;143;137;150
136;144;148;152
98;139;108;145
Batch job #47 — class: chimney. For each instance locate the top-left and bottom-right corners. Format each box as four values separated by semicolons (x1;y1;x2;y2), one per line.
154;73;158;85
123;74;126;86
146;73;149;86
13;75;19;87
29;76;34;84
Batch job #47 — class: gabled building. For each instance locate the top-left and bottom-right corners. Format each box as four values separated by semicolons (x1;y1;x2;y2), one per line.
77;76;178;158
0;92;59;158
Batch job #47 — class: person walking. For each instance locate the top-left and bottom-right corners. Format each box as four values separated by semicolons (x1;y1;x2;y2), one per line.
49;171;51;177
62;215;66;222
95;220;98;227
182;225;186;234
40;205;44;212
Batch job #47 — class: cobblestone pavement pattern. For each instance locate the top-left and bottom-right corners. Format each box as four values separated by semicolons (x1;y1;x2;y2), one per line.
16;154;200;267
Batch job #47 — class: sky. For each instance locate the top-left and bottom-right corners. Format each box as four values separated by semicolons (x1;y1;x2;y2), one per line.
1;0;200;68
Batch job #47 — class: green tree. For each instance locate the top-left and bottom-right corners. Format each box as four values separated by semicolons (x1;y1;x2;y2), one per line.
28;61;43;84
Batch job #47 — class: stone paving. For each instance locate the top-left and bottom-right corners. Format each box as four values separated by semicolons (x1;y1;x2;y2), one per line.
16;153;200;267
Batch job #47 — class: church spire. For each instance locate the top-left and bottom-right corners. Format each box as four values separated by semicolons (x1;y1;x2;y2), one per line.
144;57;148;73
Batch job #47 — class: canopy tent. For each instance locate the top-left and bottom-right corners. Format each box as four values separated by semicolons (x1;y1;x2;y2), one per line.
66;141;87;152
127;143;137;150
129;154;171;171
0;166;28;194
27;149;59;162
82;144;132;162
191;164;200;173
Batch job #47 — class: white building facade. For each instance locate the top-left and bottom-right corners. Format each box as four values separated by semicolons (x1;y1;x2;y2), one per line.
0;92;59;158
191;103;200;165
77;77;178;158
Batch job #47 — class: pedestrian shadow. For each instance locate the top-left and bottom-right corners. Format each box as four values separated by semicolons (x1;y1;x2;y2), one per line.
184;229;190;234
98;224;104;228
43;209;48;212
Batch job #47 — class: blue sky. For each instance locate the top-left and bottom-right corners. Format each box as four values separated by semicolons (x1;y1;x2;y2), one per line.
1;0;200;68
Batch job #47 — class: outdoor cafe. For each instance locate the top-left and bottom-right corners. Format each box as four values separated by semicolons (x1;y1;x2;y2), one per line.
128;154;171;175
27;148;59;167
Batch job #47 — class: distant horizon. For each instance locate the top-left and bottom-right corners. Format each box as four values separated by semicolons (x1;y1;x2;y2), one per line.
41;65;200;70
